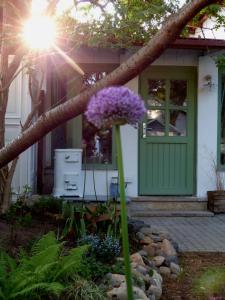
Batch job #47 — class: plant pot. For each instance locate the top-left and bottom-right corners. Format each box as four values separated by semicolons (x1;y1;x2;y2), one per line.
207;190;225;213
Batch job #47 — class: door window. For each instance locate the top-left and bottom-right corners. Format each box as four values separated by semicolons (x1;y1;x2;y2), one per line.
146;79;188;137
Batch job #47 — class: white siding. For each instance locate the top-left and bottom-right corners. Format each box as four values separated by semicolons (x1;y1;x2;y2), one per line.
5;61;33;195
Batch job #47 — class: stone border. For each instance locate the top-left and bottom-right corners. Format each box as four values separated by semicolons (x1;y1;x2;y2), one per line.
106;219;181;300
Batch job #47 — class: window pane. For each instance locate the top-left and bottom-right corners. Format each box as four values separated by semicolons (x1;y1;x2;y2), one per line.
221;76;225;165
147;110;165;136
82;116;112;164
170;80;187;107
82;71;113;165
169;110;187;136
147;79;166;106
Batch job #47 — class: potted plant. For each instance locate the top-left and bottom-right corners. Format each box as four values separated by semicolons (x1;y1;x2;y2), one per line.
207;161;225;213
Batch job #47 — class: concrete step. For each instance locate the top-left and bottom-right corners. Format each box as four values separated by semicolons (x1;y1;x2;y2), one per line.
129;197;207;211
130;210;214;217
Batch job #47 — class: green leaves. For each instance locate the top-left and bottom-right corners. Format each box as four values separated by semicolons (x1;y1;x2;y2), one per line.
0;232;89;300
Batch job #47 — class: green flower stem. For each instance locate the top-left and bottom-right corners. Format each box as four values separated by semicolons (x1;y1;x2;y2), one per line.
115;124;134;300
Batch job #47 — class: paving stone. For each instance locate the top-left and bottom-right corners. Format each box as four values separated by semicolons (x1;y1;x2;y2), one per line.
136;214;225;252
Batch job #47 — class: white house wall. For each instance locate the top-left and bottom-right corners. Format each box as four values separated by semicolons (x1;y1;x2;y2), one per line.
5;61;33;195
197;55;219;197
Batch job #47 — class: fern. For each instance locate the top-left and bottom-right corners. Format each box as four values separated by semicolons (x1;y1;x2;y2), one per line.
0;232;90;300
54;245;89;281
9;282;64;299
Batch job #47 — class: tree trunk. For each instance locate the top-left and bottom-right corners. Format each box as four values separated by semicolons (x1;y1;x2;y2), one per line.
0;0;221;169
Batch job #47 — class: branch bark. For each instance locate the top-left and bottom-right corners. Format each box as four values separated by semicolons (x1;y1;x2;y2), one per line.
0;0;220;168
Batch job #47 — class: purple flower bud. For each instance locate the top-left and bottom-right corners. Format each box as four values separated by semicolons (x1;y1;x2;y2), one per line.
85;86;146;128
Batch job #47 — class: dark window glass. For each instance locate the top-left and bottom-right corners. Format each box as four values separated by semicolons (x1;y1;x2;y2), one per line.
147;80;166;106
82;72;113;165
170;80;187;107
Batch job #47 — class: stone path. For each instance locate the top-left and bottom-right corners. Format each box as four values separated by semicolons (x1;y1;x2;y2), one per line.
138;214;225;252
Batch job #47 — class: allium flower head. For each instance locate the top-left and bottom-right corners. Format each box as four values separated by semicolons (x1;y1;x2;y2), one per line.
85;86;146;128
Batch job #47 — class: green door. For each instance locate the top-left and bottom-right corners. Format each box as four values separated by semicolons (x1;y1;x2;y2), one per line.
139;66;196;195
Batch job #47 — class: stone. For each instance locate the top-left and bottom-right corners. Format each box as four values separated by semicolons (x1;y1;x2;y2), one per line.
131;262;138;269
143;244;156;257
153;256;165;267
107;282;149;300
148;295;156;300
159;266;171;276
148;285;162;300
106;273;126;287
161;239;177;257
140;236;154;245
140;227;152;236
130;253;145;267
128;219;149;233
136;265;148;276
139;250;148;257
170;262;181;275
164;255;179;267
136;231;145;240
151;270;163;285
150;235;163;243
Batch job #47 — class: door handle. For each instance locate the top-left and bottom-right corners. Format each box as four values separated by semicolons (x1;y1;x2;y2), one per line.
143;123;146;138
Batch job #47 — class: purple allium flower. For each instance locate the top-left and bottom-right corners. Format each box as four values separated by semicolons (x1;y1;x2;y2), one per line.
85;86;146;128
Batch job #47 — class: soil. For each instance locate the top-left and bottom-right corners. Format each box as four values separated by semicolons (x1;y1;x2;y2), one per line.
1;218;225;300
161;253;225;300
0;217;58;257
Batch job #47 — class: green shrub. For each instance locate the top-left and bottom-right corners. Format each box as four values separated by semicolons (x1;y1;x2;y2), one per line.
31;196;63;215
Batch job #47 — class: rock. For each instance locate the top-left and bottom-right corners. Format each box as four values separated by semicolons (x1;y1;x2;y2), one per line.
131;262;138;269
164;255;179;267
151;270;163;285
170;262;181;275
140;236;154;245
148;295;156;300
140;227;152;236
161;239;177;257
159;266;171;276
153;256;165;267
139;250;148;257
107;283;149;300
150;235;163;243
106;273;126;287
136;265;148;276
148;285;162;300
143;244;156;257
136;231;145;240
130;253;145;267
128;219;149;233
132;270;146;290
142;256;155;267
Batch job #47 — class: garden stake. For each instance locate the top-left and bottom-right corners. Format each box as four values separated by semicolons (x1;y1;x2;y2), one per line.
115;124;134;300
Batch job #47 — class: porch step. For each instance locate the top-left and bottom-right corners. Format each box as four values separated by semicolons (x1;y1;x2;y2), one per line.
129;197;207;211
130;210;214;217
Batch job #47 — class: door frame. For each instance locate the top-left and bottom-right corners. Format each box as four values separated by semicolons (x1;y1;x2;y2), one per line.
138;65;197;196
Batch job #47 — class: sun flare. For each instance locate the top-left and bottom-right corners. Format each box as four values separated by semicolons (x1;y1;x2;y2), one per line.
22;15;56;50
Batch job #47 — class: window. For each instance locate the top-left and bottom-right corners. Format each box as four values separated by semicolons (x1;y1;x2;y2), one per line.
82;71;115;168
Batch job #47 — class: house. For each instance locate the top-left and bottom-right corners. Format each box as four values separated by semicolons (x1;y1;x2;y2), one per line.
5;10;225;209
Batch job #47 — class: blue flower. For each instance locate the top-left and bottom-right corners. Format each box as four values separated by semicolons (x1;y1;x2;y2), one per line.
85;86;146;128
